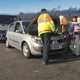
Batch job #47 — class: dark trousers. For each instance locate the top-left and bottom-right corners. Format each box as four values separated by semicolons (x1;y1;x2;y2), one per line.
41;33;50;63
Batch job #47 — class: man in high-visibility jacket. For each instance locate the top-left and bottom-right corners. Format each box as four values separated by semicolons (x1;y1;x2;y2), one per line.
37;9;55;64
29;8;55;64
38;9;55;64
30;9;55;64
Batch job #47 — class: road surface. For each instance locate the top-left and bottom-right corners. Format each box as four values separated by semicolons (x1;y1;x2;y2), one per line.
0;43;80;80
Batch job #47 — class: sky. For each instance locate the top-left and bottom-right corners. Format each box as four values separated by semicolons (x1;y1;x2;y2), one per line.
0;0;80;14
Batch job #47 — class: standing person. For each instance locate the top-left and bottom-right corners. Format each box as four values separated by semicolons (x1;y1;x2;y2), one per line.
70;16;80;56
38;9;55;64
75;16;80;56
30;8;55;64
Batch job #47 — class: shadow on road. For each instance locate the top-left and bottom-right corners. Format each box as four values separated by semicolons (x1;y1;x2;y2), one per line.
48;52;80;65
31;51;80;65
0;40;6;43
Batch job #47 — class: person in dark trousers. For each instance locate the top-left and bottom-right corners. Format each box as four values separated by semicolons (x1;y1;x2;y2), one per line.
30;8;55;64
38;9;55;64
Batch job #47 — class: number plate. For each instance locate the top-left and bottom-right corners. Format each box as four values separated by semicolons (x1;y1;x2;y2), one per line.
51;41;62;49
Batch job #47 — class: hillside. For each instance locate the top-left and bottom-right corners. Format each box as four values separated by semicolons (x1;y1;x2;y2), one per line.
0;15;16;24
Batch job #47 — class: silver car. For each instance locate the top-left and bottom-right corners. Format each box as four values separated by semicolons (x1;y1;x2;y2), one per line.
6;21;69;58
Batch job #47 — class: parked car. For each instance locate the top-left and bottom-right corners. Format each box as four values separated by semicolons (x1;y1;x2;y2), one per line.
0;25;8;42
6;21;69;58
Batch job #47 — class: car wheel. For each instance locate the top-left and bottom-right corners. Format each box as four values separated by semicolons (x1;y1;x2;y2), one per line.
6;40;11;48
22;42;31;58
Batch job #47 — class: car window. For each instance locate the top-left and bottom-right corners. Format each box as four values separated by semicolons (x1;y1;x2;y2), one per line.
27;23;38;35
22;22;30;33
9;23;15;32
14;22;23;33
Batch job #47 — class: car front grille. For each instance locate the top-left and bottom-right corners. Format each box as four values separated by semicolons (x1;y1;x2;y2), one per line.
57;38;66;43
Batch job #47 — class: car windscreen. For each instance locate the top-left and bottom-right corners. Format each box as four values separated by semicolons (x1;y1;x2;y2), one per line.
22;21;30;33
27;23;38;36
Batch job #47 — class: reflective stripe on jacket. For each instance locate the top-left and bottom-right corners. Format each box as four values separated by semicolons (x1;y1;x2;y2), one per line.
38;13;55;36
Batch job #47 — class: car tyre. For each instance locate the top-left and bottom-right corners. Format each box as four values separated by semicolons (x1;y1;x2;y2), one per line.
22;42;31;58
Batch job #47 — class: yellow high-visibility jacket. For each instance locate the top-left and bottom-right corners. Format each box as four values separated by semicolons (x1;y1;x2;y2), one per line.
38;13;55;36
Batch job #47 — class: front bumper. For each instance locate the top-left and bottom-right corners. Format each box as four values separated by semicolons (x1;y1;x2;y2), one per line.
30;42;42;55
50;42;67;50
30;33;69;55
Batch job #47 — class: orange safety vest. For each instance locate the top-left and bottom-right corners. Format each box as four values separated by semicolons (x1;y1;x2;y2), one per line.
59;16;68;32
38;13;55;36
59;16;68;25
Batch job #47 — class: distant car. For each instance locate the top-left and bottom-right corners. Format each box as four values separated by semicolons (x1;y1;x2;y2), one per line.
0;24;8;42
0;30;6;41
6;21;69;58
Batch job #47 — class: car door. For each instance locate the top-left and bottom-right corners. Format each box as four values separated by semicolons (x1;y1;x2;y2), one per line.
7;22;15;46
13;22;23;50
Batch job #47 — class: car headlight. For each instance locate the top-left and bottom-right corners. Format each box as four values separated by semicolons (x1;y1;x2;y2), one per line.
31;36;42;44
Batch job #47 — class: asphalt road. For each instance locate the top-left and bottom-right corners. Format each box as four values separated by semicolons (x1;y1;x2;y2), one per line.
0;43;80;80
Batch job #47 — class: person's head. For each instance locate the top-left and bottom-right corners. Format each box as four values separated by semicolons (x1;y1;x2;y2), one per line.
72;16;77;22
41;8;47;13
